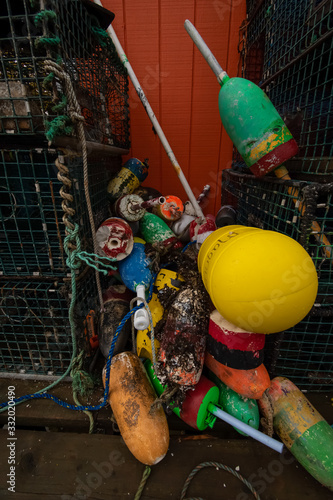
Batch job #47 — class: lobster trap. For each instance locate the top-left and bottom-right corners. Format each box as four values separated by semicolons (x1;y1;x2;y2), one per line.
0;0;130;149
0;268;99;376
242;0;332;177
222;169;333;391
0;147;120;277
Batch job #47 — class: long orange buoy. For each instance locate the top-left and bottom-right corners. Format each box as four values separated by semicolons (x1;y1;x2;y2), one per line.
103;352;169;465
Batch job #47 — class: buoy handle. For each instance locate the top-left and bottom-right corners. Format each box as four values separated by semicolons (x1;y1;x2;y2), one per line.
184;20;230;86
133;284;149;330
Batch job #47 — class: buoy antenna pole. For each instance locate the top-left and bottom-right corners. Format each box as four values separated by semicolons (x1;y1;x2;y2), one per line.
184;20;229;86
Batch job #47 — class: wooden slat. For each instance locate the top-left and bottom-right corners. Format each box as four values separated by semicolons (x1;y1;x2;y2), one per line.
1;429;333;499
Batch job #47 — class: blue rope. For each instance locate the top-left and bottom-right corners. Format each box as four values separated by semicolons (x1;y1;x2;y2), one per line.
181;240;197;253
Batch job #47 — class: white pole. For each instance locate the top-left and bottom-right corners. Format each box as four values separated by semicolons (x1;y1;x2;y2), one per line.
208;403;284;454
93;0;205;220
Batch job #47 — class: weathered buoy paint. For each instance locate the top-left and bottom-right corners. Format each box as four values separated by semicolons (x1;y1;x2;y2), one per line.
171;213;196;242
260;377;333;491
118;239;153;292
218;78;298;177
114;194;146;221
159;281;210;386
207;310;266;369
103;352;169;465
139;211;182;249
99;285;134;358
189;214;216;245
207;369;259;436
96;217;134;261
153;195;184;222
205;351;270;399
107;158;149;202
145;360;219;431
137;268;184;362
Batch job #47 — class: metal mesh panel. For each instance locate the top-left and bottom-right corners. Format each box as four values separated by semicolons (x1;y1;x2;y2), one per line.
0;0;130;149
222;169;333;390
244;0;333;176
0;148;119;276
0;268;98;375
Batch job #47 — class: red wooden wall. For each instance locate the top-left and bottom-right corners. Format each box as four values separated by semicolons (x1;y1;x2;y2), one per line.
101;0;246;215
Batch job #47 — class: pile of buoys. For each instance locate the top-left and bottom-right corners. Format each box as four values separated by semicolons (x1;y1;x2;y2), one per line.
95;157;332;493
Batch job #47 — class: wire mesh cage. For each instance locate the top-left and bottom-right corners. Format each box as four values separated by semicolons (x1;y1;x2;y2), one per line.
0;268;99;376
222;168;333;391
243;0;333;177
0;0;130;149
0;147;120;277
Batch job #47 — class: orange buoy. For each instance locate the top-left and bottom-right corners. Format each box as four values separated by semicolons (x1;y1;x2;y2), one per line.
205;352;270;399
102;352;169;465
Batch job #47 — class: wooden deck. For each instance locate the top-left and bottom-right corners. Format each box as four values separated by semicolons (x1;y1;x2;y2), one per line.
0;379;332;499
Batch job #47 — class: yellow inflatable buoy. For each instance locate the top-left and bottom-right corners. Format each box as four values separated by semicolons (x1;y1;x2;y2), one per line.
198;225;318;334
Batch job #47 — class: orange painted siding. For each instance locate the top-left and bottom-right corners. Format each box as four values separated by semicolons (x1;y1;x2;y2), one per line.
101;0;246;215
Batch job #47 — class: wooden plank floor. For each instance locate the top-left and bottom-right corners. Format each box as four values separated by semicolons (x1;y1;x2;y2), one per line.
0;379;332;499
1;430;333;499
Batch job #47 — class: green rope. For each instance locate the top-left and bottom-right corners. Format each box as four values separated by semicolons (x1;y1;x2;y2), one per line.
180;462;261;500
52;94;67;112
34;9;57;25
134;466;151;500
35;35;61;49
45;115;74;142
70;350;95;434
43;71;55;87
91;24;110;47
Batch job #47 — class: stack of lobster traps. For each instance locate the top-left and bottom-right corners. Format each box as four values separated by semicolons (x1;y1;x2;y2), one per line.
0;0;130;377
222;0;333;391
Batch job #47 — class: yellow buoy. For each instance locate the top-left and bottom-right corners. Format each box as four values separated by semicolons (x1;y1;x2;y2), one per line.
198;225;318;333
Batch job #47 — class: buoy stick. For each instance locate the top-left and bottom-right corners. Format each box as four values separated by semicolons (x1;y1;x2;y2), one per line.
184;20;229;86
130;196;166;212
93;1;204;220
208;403;284;453
197;184;211;204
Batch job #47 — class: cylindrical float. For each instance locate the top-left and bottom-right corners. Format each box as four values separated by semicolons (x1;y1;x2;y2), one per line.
118;238;153;330
113;194;146;222
205;309;270;399
153;195;184;223
96;217;133;261
189;214;216;245
260;377;333;491
171;213;195;243
103;352;169;465
218;78;299;177
159;281;210;386
139;211;182;249
207;369;259;436
99;285;134;358
198;225;318;333
107;158;149;202
215;205;237;228
136;268;184;362
207;310;266;370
